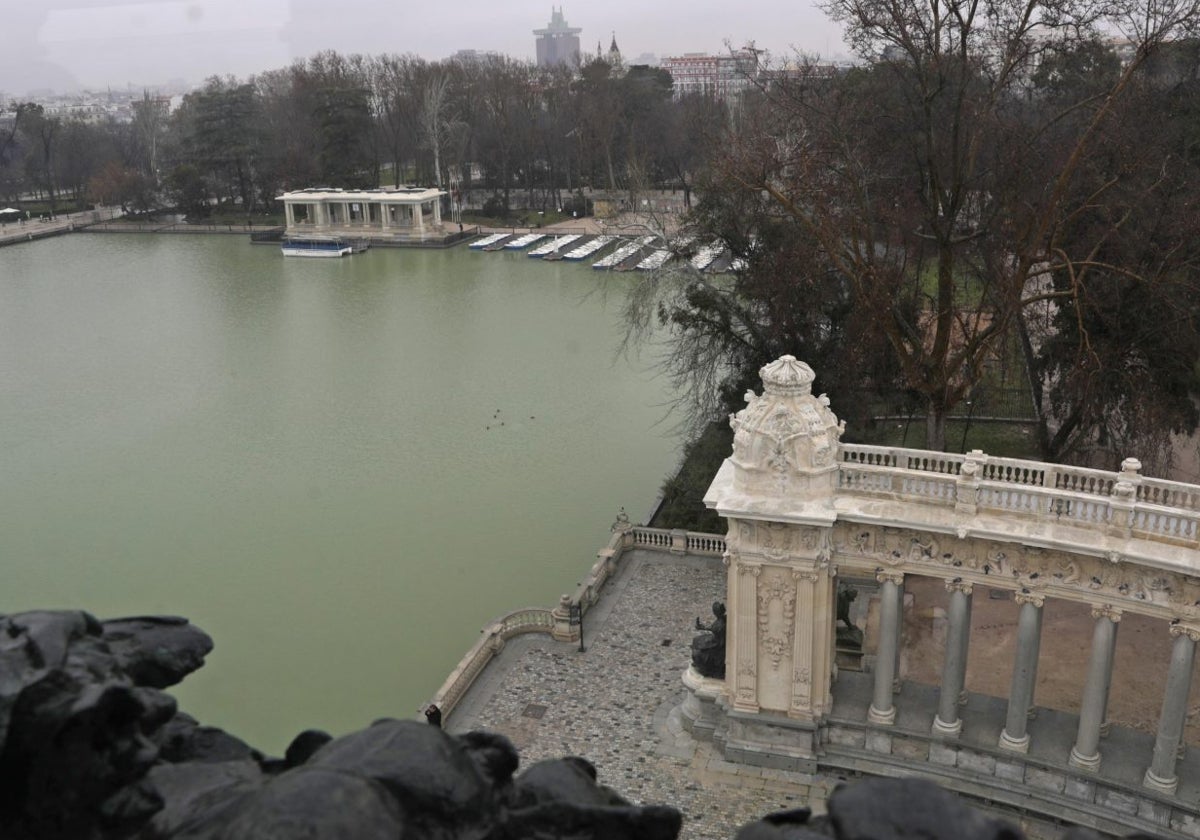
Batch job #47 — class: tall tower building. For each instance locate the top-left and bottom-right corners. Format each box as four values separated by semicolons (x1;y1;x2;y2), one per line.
534;7;582;68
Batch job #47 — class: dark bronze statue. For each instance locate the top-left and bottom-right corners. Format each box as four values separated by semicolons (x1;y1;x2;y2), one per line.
691;601;727;679
836;586;864;650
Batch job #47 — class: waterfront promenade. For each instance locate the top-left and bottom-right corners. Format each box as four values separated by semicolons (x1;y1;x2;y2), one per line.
0;206;117;248
446;550;837;840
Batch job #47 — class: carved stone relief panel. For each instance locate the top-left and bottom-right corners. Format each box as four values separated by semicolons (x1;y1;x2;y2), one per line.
830;521;1200;621
756;567;797;671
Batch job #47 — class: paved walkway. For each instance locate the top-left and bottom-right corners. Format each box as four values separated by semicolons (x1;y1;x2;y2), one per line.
447;551;836;840
0;206;118;248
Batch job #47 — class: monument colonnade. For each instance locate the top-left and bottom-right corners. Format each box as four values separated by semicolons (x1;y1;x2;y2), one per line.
279;187;446;238
687;355;1200;835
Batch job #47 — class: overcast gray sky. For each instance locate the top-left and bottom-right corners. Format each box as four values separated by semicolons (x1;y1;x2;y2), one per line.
0;0;849;96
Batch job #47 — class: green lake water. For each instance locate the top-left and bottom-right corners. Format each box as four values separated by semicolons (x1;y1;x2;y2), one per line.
0;233;681;754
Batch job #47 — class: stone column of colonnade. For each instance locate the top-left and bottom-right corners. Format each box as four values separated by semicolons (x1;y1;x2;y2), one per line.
932;581;973;736
1144;625;1200;794
868;571;904;725
1068;606;1122;771
999;592;1044;752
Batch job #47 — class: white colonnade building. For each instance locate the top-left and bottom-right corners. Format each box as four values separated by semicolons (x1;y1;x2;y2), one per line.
279;187;449;244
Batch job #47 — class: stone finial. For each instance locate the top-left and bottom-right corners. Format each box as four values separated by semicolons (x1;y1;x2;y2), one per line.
727;356;842;500
759;355;815;397
1120;458;1143;478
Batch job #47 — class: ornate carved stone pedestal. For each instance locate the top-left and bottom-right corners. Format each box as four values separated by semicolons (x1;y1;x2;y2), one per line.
680;666;724;741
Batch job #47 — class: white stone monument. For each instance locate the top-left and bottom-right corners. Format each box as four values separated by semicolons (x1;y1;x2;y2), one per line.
691;355;845;769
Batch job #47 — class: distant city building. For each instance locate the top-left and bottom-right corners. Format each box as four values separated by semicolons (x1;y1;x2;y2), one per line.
451;49;504;64
534;7;582;68
630;53;659;68
660;50;761;100
608;33;622;65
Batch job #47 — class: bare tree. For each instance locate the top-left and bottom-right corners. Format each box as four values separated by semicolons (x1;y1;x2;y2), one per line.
716;0;1200;450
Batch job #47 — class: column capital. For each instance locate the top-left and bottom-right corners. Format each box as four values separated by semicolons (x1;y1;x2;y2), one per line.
792;569;820;583
739;561;762;578
1014;591;1044;607
1169;622;1200;642
1090;604;1123;622
944;578;974;595
875;568;904;586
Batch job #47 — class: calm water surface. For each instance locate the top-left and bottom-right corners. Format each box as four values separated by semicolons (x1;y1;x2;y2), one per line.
0;233;680;753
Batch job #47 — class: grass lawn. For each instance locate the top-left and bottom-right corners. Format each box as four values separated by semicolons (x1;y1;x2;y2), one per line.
856;418;1040;458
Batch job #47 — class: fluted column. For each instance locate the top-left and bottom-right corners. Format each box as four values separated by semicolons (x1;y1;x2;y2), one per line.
869;570;903;725
933;580;973;736
892;578;905;694
1069;605;1121;771
999;592;1044;752
1144;624;1199;795
732;561;761;713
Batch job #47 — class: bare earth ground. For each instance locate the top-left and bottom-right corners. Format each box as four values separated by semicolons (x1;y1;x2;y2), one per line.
893;577;1200;744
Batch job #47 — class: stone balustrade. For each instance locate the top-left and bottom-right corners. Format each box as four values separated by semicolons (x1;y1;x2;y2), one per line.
838;444;1200;551
428;607;554;718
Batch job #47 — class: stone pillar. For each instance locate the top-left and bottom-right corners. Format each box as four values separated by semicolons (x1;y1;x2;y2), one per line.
732;560;760;713
790;557;835;721
999;592;1044;752
416;203;425;233
869;570;903;725
1069;605;1121;771
284;203;294;228
1100;617;1120;737
955;450;985;515
381;203;391;230
933;581;973;737
433;196;443;225
892;577;905;694
550;594;578;643
1108;458;1141;540
1144;625;1199;795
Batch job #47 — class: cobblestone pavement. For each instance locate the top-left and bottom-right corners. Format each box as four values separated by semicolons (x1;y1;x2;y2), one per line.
448;551;835;840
